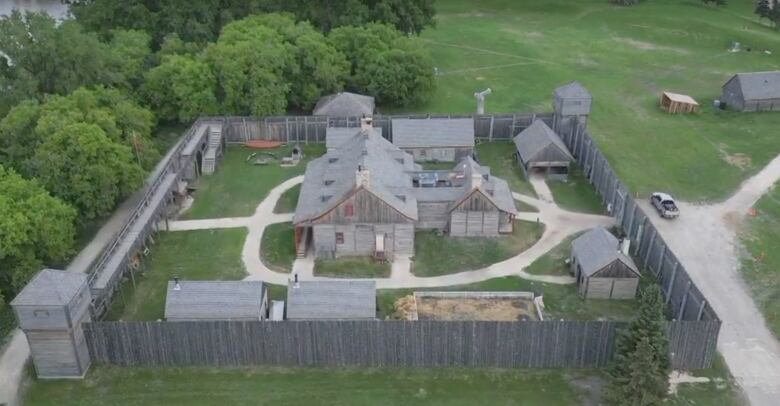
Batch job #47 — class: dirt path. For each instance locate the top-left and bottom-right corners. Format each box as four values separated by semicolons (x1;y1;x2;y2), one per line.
167;175;613;288
638;154;780;406
0;330;30;406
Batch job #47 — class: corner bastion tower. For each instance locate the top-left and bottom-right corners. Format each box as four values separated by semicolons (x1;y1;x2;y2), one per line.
552;81;592;151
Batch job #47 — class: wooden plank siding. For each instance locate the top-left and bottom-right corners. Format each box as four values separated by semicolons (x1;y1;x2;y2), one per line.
312;188;413;225
83;320;720;370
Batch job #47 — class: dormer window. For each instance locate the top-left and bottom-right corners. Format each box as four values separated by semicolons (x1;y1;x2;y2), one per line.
396;158;404;164
329;157;338;163
396;195;406;202
321;195;332;202
324;180;334;186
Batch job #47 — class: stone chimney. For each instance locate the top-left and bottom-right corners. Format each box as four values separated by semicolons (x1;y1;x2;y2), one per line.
471;172;482;189
360;116;373;132
356;165;371;188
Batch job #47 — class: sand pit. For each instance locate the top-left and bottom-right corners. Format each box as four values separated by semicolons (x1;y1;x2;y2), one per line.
409;292;541;321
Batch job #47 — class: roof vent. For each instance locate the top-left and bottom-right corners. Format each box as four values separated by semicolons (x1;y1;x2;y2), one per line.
293;274;299;289
173;276;181;291
329;157;338;163
321;195;332;202
324;180;334;186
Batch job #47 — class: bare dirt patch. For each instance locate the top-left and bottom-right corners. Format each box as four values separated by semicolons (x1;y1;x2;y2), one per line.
724;153;752;170
612;37;689;54
415;297;538;321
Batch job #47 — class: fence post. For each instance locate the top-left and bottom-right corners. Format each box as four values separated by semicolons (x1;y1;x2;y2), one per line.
304;116;309;144
656;245;667;280
678;281;692;320
643;227;657;270
697;300;707;321
666;262;678;304
285;118;290;144
489;115;495;141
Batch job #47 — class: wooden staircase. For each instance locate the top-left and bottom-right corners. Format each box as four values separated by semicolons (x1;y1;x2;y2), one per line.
202;127;222;175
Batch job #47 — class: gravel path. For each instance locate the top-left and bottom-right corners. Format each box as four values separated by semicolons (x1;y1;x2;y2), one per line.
0;330;30;406
166;174;614;288
638;153;780;406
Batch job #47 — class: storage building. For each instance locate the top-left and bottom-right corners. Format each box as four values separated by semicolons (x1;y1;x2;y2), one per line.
570;228;641;300
660;91;699;114
391;118;475;162
721;71;780;112
286;279;376;320
513;119;574;180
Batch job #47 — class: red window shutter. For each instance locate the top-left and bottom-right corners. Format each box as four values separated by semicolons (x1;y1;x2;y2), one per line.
345;202;354;217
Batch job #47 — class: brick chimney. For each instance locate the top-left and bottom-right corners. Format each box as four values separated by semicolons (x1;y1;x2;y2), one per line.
356;165;371;188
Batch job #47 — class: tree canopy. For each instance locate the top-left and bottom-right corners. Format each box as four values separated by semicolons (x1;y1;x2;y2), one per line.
31;123;145;220
143;55;219;123
0;165;76;296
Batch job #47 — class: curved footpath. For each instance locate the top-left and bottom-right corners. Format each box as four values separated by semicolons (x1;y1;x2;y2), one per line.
167;174;615;288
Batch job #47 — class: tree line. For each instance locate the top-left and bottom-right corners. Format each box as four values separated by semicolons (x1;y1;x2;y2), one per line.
0;1;437;310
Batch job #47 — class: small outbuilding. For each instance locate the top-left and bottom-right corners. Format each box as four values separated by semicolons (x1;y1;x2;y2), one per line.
554;81;593;117
286;279;376;320
513;119;574;180
660;91;700;114
391;118;475;162
11;269;92;378
721;71;780;112
570;228;641;300
164;280;268;321
313;92;375;117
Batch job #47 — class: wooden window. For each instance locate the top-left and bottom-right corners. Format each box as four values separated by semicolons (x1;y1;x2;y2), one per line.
33;309;50;318
335;232;345;245
344;202;354;217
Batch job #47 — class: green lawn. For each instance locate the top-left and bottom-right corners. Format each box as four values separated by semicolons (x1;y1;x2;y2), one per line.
314;257;391;278
273;184;300;214
475;141;536;197
106;229;247;321
184;145;325;219
379;275;638;321
547;166;605;214
412;220;544;277
740;185;780;338
261;222;296;273
668;355;748;406
406;0;780;202
524;234;579;276
421;161;457;170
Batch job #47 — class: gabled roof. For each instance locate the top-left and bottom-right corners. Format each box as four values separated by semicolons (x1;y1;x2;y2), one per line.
287;280;376;320
571;228;639;277
391;118;475;148
452;157;517;214
326;126;383;150
724;71;780;101
554;81;592;100
513;120;574;164
164;281;266;320
11;269;88;307
294;128;418;224
313;92;375;117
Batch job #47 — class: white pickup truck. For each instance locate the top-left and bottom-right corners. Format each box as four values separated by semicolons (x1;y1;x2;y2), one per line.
650;192;679;219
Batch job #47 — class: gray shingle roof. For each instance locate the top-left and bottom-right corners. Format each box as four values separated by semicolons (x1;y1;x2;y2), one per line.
453;157;517;214
11;269;88;307
326;126;383;150
164;281;266;320
725;71;780;101
313;92;375;117
513;120;574;164
287;280;376;319
571;228;639;277
391;118;475;148
294;128;419;224
554;81;592;100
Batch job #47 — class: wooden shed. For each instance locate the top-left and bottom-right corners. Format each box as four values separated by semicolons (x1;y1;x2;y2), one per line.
660;92;699;114
287;279;376;320
11;269;92;378
391;118;475;163
513;120;574;180
721;71;780;112
164;280;268;321
570;228;640;300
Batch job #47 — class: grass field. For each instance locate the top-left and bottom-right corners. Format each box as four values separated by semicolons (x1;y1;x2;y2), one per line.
260;222;296;273
524;234;579;276
407;0;780;202
547;166;605;214
273;184;300;214
184;145;325;219
315;257;392;278
378;275;638;321
106;229;247;321
475;141;536;197
740;185;780;337
412;220;544;277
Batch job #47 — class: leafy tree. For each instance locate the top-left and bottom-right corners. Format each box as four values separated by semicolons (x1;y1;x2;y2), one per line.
108;29;153;91
369;0;436;34
0;11;124;115
143;55;219;123
0;100;42;174
205;18;292;115
330;23;435;106
31;123;144;220
757;0;780;28
604;284;670;405
0;165;76;295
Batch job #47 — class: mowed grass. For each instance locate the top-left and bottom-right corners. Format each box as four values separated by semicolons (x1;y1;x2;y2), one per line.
106;229;247;321
475;141;535;197
315;257;391;278
547;166;605;214
260;222;296;273
412;220;544;277
378;275;638;321
273;184;300;214
740;185;780;337
524;234;580;276
184;144;325;219
407;0;780;202
23;366;589;406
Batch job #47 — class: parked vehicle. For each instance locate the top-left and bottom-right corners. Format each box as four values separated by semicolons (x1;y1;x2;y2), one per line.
650;192;679;219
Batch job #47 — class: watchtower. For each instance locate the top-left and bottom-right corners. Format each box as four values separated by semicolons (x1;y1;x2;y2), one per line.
11;269;92;378
552;81;592;146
